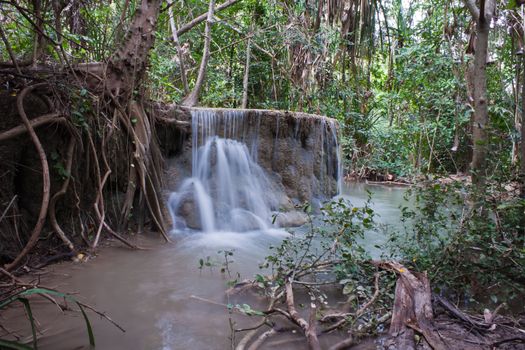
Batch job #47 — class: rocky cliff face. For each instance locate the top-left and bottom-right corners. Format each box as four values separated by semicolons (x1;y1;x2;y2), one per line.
158;106;341;229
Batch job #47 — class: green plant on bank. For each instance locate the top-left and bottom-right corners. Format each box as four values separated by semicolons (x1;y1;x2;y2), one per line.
250;200;396;327
386;181;525;307
0;288;95;350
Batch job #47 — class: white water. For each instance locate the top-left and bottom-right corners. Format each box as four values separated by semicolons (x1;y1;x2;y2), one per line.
168;110;278;232
168;109;343;233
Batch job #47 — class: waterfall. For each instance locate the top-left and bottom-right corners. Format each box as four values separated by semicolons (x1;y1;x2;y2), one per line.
168;110;277;232
167;108;343;233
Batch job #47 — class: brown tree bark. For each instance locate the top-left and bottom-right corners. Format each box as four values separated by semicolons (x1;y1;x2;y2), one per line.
517;5;525;198
106;0;162;100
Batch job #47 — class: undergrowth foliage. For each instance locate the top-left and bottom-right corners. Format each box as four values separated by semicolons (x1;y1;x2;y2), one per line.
218;199;398;347
386;181;525;307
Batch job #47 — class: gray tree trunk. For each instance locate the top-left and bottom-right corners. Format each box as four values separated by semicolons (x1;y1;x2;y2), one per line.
464;0;496;188
182;0;215;107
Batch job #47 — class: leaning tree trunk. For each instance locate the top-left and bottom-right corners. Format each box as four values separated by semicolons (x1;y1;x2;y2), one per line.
182;0;215;107
168;0;189;94
104;0;170;241
464;0;496;189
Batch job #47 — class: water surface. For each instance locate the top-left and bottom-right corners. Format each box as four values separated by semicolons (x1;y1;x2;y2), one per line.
5;183;408;350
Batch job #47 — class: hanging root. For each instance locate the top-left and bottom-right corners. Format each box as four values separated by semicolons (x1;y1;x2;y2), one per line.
48;136;76;252
5;83;52;272
118;101;170;241
0;112;64;142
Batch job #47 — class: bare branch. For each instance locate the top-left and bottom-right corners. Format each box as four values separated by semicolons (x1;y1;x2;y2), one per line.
177;0;239;37
463;0;480;20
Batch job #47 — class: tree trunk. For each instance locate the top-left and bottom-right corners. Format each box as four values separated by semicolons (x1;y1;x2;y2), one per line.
182;0;215;107
168;0;189;94
241;36;251;109
516;9;525;198
471;19;490;187
106;0;162;100
464;0;496;188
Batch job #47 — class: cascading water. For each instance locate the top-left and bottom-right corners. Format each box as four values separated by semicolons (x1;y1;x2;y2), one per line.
167;108;343;233
168;110;278;232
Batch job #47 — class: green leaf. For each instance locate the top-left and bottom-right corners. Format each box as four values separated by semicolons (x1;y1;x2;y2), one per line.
342;284;354;295
78;303;95;347
19;298;37;350
0;338;33;350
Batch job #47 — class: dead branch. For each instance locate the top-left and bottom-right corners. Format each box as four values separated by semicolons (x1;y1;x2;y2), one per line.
0;112;64;142
246;327;279;350
155;115;191;127
5;84;52;272
76;301;126;333
491;336;525;347
0;195;17;224
285;279;321;350
434;295;490;331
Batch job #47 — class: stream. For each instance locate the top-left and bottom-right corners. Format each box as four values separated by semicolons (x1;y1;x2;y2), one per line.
6;183;408;350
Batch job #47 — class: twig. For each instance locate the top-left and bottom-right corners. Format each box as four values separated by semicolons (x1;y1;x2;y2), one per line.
246;328;280;350
77;301;126;333
491;336;525;347
0;195;17;224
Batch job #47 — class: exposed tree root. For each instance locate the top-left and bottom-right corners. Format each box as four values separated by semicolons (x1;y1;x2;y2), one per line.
5;84;52;272
48;137;76;252
0;112;64;142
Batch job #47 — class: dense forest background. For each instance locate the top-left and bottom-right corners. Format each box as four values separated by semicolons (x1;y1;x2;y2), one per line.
2;0;525;179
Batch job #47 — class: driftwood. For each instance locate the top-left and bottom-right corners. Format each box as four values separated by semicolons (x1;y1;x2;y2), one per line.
284;279;321;350
228;260;524;350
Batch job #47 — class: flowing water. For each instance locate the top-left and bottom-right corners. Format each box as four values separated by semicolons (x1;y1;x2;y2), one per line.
168;111;280;232
4;111;408;349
